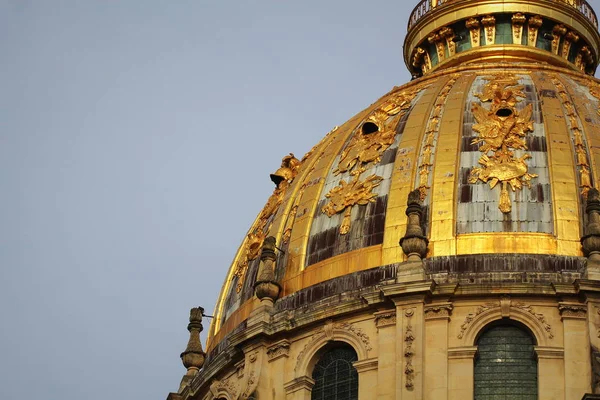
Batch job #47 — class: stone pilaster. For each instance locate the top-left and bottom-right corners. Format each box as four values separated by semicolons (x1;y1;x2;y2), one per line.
424;303;452;400
560;302;592;399
374;310;397;400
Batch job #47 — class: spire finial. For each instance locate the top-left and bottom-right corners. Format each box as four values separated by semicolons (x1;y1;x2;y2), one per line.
180;307;206;379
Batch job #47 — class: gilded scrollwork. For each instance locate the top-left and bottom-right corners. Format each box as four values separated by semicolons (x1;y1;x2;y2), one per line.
416;75;459;200
323;86;425;234
468;74;538;213
552;76;593;196
233;153;302;292
322;170;383;235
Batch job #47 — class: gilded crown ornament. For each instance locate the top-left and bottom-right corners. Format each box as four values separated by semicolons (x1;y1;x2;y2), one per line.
468;74;538;214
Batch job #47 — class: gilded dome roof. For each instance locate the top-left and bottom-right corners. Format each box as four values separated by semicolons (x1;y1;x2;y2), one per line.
206;0;600;352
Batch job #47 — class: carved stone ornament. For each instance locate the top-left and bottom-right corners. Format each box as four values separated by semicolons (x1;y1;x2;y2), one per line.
593;346;600;394
404;309;416;391
457;302;500;339
267;340;291;362
374;310;397;328
468;74;537;213
209;378;238;399
424;303;453;320
558;302;588;319
513;302;554;338
295;320;372;372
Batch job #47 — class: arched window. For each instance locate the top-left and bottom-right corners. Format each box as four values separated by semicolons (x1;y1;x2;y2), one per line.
311;344;358;400
474;323;538;399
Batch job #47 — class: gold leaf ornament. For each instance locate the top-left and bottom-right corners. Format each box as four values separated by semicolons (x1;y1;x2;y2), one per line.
468;75;538;213
322;173;384;235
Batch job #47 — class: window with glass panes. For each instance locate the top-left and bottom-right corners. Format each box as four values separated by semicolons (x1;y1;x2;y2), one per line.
474;324;538;400
311;345;358;400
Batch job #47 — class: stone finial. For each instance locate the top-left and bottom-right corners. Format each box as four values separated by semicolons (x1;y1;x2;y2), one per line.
583;188;600;279
254;236;281;306
399;189;429;262
180;307;206;378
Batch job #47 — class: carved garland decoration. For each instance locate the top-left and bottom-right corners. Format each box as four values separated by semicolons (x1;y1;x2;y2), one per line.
457;299;554;339
404;309;416;391
552;76;593;197
322;87;425;234
416;74;459;200
468;74;538;213
294;320;372;372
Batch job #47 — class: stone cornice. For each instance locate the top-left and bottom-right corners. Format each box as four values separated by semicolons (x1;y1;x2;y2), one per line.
353;358;379;373
535;346;565;359
448;346;478;360
284;376;315;394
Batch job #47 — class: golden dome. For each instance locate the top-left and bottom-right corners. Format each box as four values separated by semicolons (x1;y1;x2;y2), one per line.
206;0;600;352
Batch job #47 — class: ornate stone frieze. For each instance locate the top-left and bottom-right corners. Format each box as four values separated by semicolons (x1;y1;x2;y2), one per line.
295;320;372;372
468;74;537;213
457;302;500;339
374;310;397;328
209;378;238;399
424;303;453;320
267;340;291;362
558;302;588;319
513;302;554;338
404;309;416;391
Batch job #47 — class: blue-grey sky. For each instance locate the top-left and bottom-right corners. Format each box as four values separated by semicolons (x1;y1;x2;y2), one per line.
2;1;599;399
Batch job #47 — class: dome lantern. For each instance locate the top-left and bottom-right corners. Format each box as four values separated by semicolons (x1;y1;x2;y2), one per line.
404;0;600;77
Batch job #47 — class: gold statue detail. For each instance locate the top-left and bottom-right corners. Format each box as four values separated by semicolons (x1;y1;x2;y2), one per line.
468;74;538;213
323;86;424;234
322;170;383;235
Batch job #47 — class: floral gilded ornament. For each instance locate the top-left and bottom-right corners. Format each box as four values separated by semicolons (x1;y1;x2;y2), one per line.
323;86;424;234
468;74;538;213
322;169;383;235
233;154;301;292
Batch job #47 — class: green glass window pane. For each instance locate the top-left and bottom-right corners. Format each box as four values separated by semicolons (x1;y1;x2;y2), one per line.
474;325;538;400
312;345;359;400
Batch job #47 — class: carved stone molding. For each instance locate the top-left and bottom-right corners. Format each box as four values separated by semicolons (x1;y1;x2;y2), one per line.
458;299;554;340
559;302;588;320
448;346;478;360
353;358;379;373
424;303;453;320
209;378;238;400
404;308;415;391
267;340;290;362
457;302;500;339
374;310;397;328
294;320;372;374
512;302;554;339
284;376;315;394
535;346;564;359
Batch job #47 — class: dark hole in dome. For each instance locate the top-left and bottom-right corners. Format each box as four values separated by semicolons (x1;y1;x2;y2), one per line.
496;108;513;117
362;122;379;135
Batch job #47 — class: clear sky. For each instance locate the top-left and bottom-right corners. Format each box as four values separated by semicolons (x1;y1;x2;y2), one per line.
2;1;598;399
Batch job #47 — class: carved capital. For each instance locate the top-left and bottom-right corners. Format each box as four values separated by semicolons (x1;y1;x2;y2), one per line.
559;302;588;319
535;346;564;359
424;303;453;320
448;346;478;360
374;310;397;328
267;340;290;362
284;376;315;394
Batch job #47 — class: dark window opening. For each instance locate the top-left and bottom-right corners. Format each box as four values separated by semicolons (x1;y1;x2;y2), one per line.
311;344;359;400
